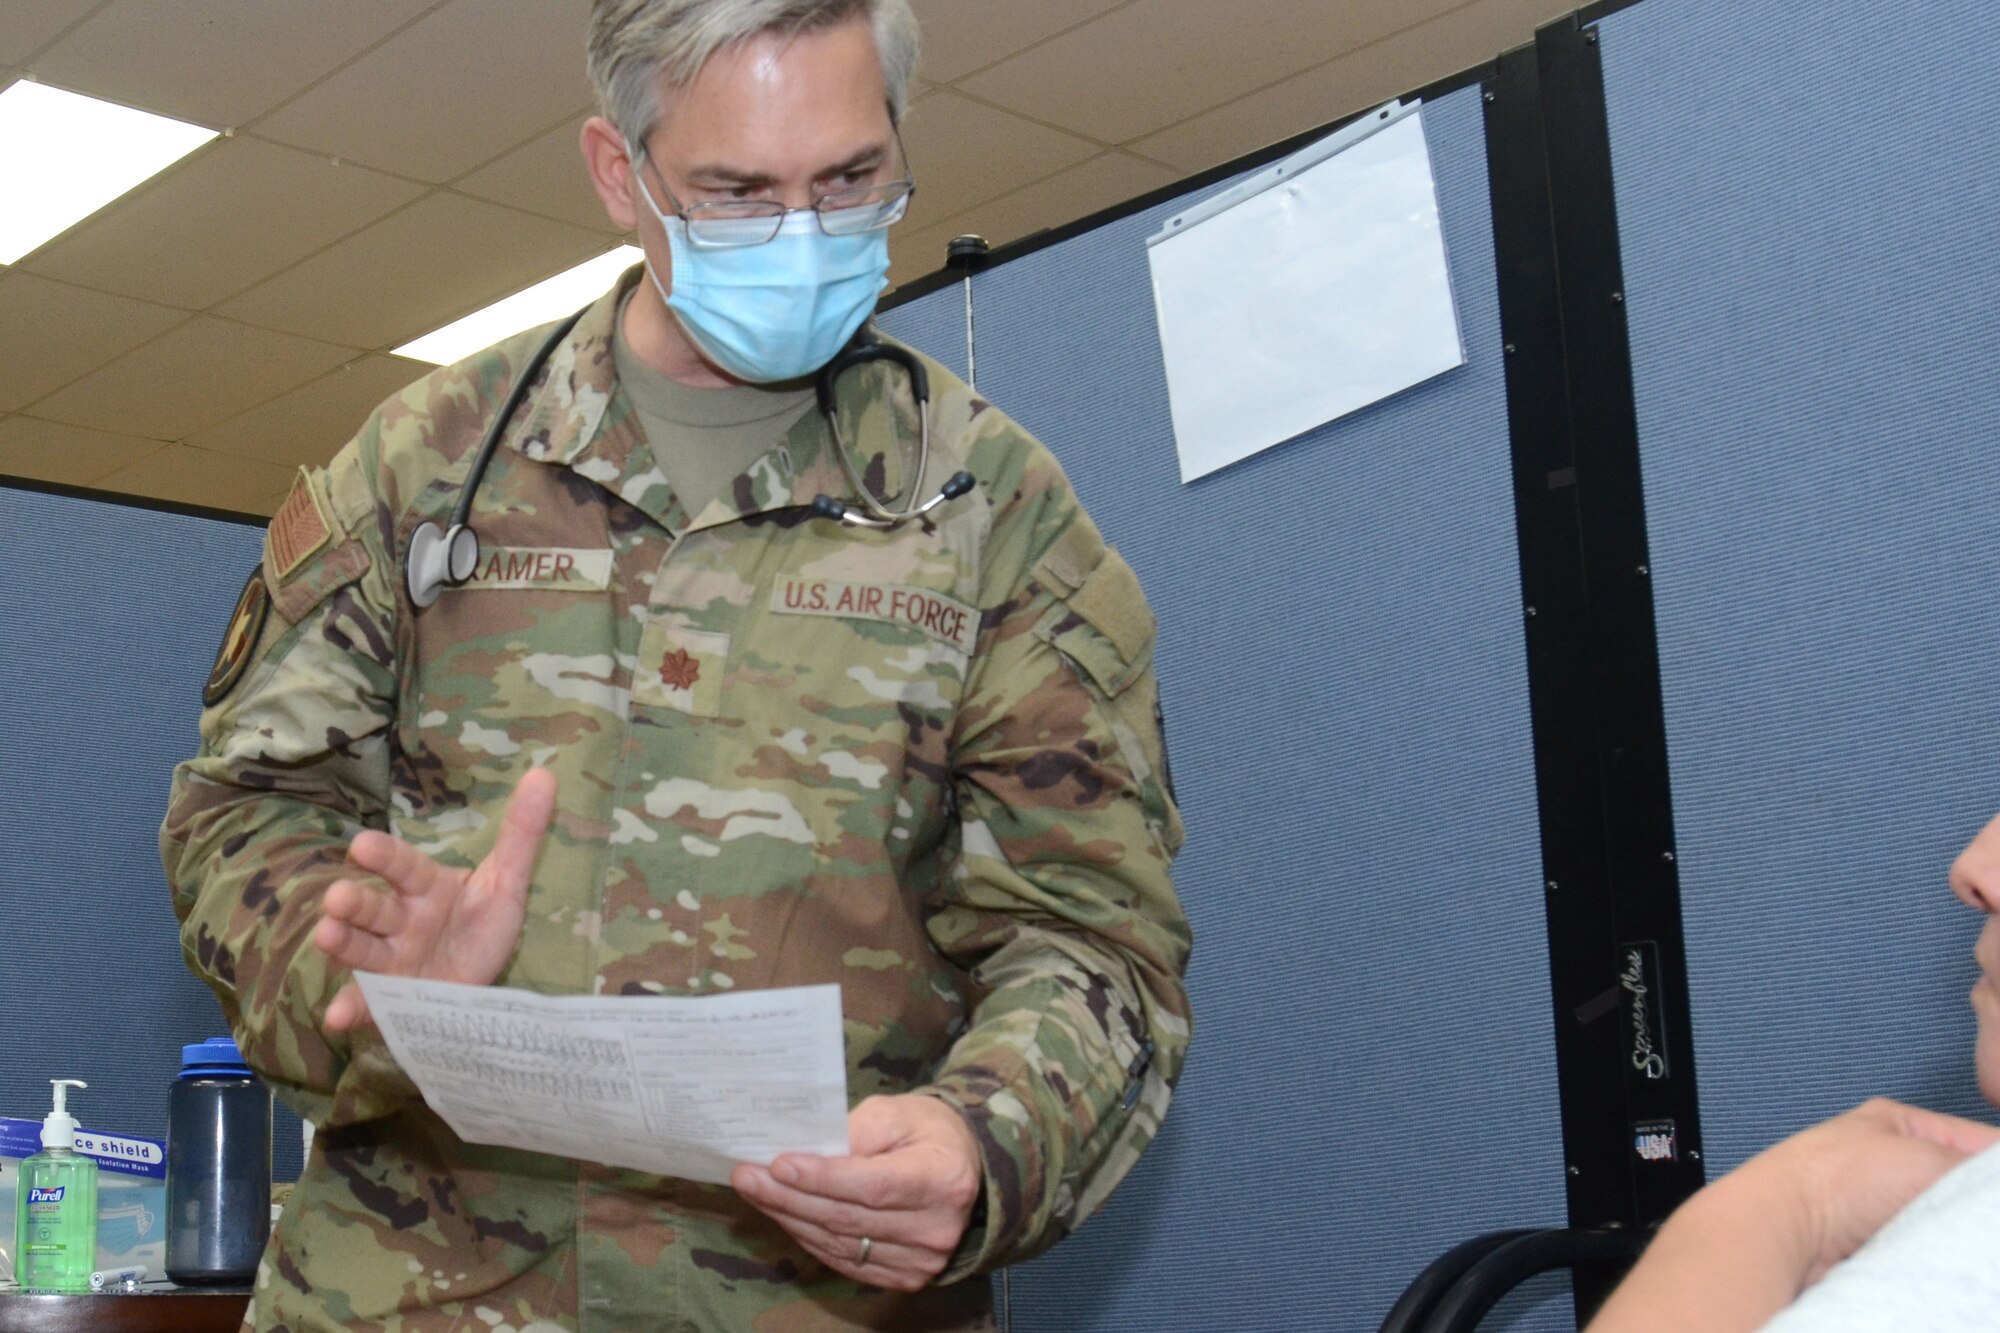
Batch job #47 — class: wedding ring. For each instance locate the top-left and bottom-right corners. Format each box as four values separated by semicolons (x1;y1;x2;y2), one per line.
855;1236;874;1265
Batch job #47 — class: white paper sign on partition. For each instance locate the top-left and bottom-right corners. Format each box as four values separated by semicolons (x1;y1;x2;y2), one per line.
1147;103;1465;483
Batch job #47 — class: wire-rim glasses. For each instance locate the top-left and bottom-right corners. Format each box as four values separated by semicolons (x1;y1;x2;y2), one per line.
635;129;915;249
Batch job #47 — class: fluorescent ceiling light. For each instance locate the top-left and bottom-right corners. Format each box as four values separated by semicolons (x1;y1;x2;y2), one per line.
395;246;645;365
0;81;217;264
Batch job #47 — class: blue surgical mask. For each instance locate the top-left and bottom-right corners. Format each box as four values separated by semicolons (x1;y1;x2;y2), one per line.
633;182;890;383
97;1199;155;1255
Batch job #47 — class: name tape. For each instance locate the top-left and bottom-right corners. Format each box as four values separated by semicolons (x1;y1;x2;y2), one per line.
771;578;978;654
462;548;613;592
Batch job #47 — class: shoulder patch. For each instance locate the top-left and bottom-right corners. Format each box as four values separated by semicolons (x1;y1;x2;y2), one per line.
1036;550;1155;698
1033;518;1105;597
269;470;332;581
204;568;271;707
1066;551;1153;668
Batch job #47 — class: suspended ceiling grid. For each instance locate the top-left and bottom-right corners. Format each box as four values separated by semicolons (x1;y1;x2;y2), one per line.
0;0;1576;517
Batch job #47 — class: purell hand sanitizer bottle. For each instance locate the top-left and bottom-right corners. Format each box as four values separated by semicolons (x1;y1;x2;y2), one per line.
14;1080;97;1293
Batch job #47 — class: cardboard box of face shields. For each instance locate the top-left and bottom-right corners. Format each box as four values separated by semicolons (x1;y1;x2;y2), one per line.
0;1117;167;1283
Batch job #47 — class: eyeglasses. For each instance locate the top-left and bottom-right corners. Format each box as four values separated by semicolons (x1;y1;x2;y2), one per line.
633;129;916;250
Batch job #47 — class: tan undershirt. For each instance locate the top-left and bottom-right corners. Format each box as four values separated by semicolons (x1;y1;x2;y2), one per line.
612;296;815;521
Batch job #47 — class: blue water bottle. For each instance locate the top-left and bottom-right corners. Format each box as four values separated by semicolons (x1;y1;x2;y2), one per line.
164;1037;270;1285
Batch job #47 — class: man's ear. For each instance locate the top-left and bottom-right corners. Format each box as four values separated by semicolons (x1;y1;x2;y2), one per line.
581;116;640;233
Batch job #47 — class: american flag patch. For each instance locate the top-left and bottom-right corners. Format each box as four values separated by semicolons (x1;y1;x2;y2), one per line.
269;471;331;580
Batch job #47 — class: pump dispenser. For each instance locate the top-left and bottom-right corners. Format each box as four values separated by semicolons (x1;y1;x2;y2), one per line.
14;1080;98;1292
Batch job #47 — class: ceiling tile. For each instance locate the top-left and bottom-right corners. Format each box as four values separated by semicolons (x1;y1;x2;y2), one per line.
0;271;186;412
94;442;296;513
1132;0;1572;173
0;0;100;66
31;0;434;128
0;415;167;485
957;0;1461;146
253;0;594;182
940;150;1179;249
887;219;960;290
900;90;1098;234
908;0;1131;83
187;354;429;468
23;137;427;310
30;316;355;440
886;150;1177;287
215;192;616;350
454;113;623;233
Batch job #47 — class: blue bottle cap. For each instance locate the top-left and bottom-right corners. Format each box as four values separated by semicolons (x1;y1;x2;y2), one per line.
179;1036;252;1078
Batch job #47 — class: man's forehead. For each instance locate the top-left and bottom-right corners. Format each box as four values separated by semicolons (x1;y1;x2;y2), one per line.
663;16;886;119
642;24;894;175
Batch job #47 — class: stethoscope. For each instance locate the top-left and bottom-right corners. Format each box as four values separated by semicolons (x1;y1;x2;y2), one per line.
405;309;976;609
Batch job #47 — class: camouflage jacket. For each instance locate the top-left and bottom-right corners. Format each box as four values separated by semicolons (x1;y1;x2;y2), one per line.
161;272;1191;1333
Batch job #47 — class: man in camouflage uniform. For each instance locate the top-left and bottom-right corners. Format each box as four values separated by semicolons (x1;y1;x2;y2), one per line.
162;1;1190;1329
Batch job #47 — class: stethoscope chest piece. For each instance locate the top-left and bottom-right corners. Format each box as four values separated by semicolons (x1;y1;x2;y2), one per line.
406;521;480;609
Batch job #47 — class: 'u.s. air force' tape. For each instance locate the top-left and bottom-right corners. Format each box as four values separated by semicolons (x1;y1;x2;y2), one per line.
770;578;978;654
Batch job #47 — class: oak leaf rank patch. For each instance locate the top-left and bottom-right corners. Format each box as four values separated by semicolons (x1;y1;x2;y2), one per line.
660;649;702;692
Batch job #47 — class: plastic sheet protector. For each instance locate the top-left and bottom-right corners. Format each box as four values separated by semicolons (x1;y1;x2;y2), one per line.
1148;102;1464;482
356;974;849;1184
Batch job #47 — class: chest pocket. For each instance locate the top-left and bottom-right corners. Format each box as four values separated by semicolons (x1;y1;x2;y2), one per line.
719;573;973;844
399;516;628;831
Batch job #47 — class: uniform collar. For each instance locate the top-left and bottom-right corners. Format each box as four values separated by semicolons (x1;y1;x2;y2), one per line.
508;269;918;535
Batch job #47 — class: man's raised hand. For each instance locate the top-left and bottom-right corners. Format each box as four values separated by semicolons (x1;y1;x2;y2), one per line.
314;767;557;1032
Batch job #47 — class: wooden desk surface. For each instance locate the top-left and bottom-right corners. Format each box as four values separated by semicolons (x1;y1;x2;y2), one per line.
0;1288;250;1333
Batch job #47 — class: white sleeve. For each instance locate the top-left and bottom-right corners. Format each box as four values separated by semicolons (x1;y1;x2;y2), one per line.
1758;1140;2000;1332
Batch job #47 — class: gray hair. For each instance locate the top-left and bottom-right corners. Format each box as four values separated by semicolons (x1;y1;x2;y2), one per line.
587;0;920;146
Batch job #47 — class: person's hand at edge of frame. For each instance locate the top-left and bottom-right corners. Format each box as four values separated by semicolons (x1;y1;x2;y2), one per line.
1586;1098;2000;1333
1770;1097;2000;1288
313;767;558;1033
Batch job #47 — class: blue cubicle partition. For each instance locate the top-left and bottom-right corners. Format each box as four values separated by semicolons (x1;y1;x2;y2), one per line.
1599;0;2000;1172
883;85;1568;1333
0;487;303;1180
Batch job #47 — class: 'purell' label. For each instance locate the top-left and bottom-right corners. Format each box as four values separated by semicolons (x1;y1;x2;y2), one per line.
28;1186;65;1204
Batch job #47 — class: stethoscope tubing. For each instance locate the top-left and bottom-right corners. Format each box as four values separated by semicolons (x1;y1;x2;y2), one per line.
449;306;590;532
408;306;972;606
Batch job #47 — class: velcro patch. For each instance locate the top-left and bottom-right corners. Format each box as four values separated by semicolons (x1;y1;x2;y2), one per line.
1066;551;1153;667
771;578;978;654
268;471;331;581
460;548;613;591
203;567;270;708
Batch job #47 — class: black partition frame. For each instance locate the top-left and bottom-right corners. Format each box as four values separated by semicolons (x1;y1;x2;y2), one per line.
1483;16;1705;1303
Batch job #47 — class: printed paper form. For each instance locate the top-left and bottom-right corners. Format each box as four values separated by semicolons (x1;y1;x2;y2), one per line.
354;974;849;1185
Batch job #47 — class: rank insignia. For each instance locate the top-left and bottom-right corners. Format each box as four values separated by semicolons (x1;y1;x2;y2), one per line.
660;648;702;692
204;568;271;707
634;618;727;716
